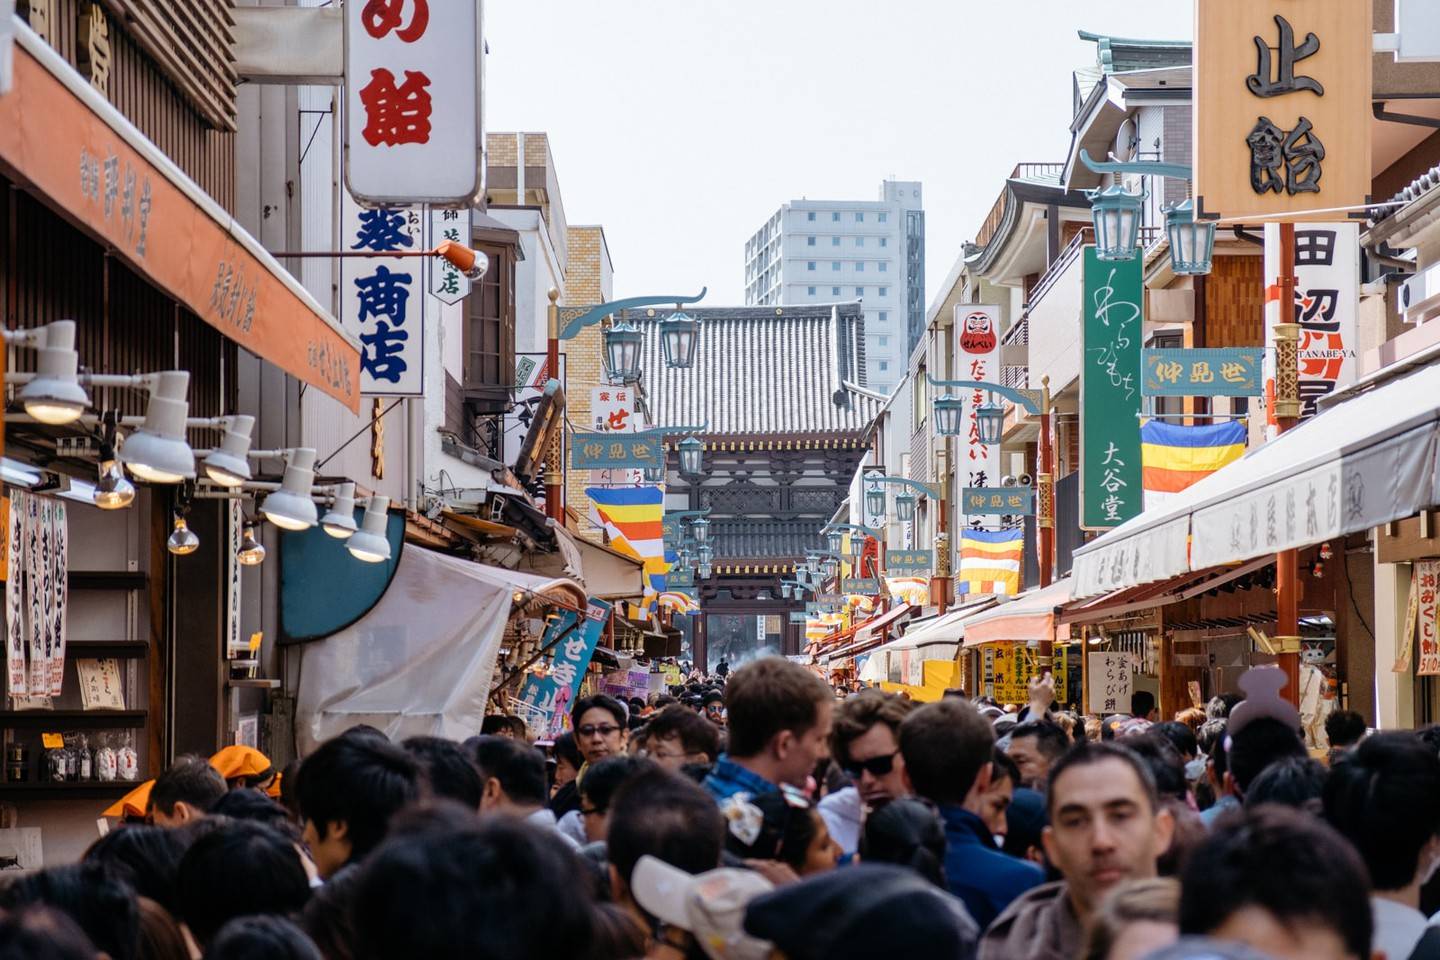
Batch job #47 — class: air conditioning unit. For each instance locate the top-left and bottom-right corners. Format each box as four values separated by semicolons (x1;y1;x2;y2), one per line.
1400;262;1440;324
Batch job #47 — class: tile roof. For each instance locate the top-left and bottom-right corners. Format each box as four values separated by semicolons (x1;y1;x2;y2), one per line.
1372;162;1440;225
625;302;885;437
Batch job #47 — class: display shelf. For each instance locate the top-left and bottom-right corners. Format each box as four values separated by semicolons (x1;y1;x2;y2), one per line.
68;571;148;590
65;640;149;658
226;678;281;689
0;710;147;729
0;781;136;799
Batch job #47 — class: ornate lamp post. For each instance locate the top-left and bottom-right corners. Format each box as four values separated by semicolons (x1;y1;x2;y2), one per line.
659;310;702;369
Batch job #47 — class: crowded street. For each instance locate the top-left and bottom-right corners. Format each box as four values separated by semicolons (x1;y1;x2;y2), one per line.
4;0;1440;958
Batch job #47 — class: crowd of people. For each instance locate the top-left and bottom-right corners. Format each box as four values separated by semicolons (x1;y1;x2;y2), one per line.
0;655;1432;960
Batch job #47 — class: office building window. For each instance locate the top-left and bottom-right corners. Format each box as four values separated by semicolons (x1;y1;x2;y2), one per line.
856;236;865;247
879;360;889;371
807;236;815;246
880;237;888;248
832;286;840;295
880;286;889;296
807;261;815;271
832;236;840;247
807;286;816;296
807;212;816;221
832;261;840;271
879;212;888;223
879;262;888;272
879;311;888;322
856;262;864;272
855;286;864;296
878;336;889;346
832;212;840;222
856;212;864;222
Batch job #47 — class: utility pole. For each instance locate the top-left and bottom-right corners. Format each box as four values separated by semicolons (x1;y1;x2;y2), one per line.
1271;222;1302;705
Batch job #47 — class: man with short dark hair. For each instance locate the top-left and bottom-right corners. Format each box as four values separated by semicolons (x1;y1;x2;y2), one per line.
1004;720;1070;790
1324;709;1367;759
468;735;575;846
294;734;421;879
900;698;1043;929
702;657;833;801
1323;731;1440;960
150;757;227;827
1180;804;1372;960
401;736;482;810
980;742;1175;960
964;748;1020;841
643;704;720;774
821;691;915;857
1132;690;1158;722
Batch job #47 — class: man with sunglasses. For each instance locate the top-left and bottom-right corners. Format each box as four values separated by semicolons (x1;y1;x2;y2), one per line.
819;691;915;857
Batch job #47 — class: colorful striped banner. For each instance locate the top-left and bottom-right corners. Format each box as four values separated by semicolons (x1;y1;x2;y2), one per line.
1140;419;1246;510
958;528;1023;597
587;485;669;603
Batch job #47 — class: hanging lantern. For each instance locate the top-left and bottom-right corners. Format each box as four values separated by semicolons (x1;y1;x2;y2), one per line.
805;553;821;576
1088;183;1144;262
780;582;793;600
894;492;917;523
821;555;839;579
865;485;886;519
643;465;664;483
976;402;1006;445
1164;199;1215;277
933;395;965;437
678;436;704;476
698;562;713;580
826;529;843;554
603;320;645;383
697;543;714;566
659;310;701;369
691;517;710;543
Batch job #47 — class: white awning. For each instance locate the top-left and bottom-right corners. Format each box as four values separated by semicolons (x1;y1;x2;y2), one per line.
1073;359;1440;599
963;578;1074;647
886;597;998;652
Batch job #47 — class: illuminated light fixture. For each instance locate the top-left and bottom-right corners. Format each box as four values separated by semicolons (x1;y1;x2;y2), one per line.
865;486;885;519
691;517;710;543
604;320;644;383
237;522;266;566
894;492;916;523
120;371;195;483
435;240;489;281
659;310;701;369
933;395;964;437
678;436;704;477
261;448;318;531
18;320;89;425
1087;183;1145;262
976;403;1006;445
203;415;255;487
1163;198;1216;277
167;513;199;556
93;460;135;510
320;481;358;539
826;529;843;554
346;495;392;563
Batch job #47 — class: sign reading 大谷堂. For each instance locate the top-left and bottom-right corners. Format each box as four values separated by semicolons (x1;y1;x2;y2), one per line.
1081;247;1143;530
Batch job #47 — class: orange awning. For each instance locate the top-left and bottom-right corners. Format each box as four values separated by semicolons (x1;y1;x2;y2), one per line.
0;28;361;411
963;579;1073;647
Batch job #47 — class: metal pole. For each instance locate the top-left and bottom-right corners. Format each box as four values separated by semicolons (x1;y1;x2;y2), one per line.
1274;222;1301;705
545;288;564;522
1038;376;1056;671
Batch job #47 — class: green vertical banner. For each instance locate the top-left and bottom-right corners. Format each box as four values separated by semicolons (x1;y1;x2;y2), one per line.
1081;247;1144;529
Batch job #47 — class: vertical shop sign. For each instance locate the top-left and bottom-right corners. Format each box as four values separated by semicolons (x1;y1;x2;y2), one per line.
1088;652;1134;714
955;305;1002;532
1417;560;1440;676
1081;248;1144;529
341;192;425;396
426;207;471;304
517;598;612;735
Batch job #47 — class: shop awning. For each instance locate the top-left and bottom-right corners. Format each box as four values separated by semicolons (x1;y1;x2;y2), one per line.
963;579;1073;648
1072;358;1440;600
886;596;999;652
0;25;362;411
818;603;915;663
522;524;647;601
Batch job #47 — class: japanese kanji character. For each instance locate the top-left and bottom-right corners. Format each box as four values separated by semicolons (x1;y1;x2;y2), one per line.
361;0;428;42
121;166;135;235
353;265;412;324
1248;118;1287;195
1247;15;1323;98
1190;361;1214;384
103;153;119;220
1294;229;1336;266
1221;361;1249;384
136;179;152;257
1102;442;1125;468
352;209;414;251
1283;118;1325;194
1155;361;1183;384
359;321;409;383
437;272;460;295
583;443;603;459
359;69;433;147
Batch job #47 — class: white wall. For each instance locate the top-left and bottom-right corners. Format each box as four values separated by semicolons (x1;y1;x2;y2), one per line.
1025;252;1085;395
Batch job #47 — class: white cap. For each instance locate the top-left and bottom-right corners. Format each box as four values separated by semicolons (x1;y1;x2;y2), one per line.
630;856;774;960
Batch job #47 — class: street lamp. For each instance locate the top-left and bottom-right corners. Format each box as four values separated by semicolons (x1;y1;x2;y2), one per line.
821;556;839;580
976;402;1006;445
643;465;664;483
865;485;886;519
894;492;916;523
697;544;714;566
659;310;701;369
805;553;821;577
934;395;965;437
604;320;645;383
1164;199;1216;277
678;436;704;476
1088;183;1145;262
691;517;710;543
698;562;713;580
780;582;793;600
826;529;843;554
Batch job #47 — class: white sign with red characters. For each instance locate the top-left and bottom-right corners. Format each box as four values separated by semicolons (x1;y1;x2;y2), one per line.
344;0;479;206
589;387;643;485
955;305;1002;532
1419;560;1440;677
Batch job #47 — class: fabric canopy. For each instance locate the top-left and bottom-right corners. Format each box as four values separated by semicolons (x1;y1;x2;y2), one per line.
296;547;583;753
962;578;1073;648
883;597;998;654
1073;359;1440;599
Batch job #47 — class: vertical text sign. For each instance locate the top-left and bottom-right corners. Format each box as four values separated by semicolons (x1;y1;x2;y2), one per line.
955;305;1002;533
345;0;478;205
1081;247;1144;529
341;192;425;396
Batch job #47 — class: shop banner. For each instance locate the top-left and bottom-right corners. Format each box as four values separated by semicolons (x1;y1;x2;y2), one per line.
962;487;1034;516
987;644;1069;706
516;609;579;730
861;466;887;531
427;207;472;305
341;192;426;396
1081;248;1144;529
842;577;880;594
1419;560;1440;676
588;385;642;486
518;597;612;736
4;495;21;695
885;550;932;574
1263;223;1360;426
1088;652;1134;715
956;305;1002;532
571;432;664;471
601;668;651;701
1142;348;1264;397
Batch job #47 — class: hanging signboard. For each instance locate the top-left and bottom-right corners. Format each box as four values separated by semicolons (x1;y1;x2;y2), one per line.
788;611;809;624
989;645;1070;706
1194;0;1372;221
842;577;881;594
956;305;1003;531
1081;248;1144;529
570;432;664;471
588;385;642;485
426;207;471;304
1087;651;1135;715
341;192;425;396
516;597;611;736
1418;560;1440;676
1263;222;1360;424
885;550;933;573
344;0;479;206
962;487;1035;516
1142;348;1265;397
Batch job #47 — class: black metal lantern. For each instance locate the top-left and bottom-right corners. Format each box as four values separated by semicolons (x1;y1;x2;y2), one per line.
976;402;1006;445
1164;199;1216;277
659;310;701;369
826;529;843;554
691;517;709;543
865;485;885;519
934;395;965;437
604;320;645;383
1088;183;1144;262
678;436;704;476
894;492;916;523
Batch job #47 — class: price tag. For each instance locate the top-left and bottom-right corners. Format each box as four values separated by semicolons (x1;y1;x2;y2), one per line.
41;732;63;749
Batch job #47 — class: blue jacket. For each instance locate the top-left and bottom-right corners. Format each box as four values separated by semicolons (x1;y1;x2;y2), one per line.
702;756;779;803
939;804;1046;931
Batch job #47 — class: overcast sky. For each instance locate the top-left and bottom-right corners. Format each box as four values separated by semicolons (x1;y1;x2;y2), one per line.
484;1;1193;307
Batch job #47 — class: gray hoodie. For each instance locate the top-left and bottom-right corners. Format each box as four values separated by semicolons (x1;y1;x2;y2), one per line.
977;880;1082;960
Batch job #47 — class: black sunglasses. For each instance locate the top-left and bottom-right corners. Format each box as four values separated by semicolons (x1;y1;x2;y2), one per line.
843;751;899;779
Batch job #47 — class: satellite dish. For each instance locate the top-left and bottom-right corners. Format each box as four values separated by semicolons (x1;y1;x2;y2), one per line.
1114;117;1138;163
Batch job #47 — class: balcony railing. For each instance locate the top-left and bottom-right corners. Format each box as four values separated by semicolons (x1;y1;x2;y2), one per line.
1026;228;1089;313
975;163;1066;250
1002;314;1028;347
1001;365;1029;389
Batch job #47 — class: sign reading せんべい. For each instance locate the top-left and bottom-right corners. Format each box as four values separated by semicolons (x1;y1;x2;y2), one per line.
1194;0;1372;221
956;306;1002;534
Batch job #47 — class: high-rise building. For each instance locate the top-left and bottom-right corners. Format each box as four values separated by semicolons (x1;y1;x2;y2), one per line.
743;180;924;393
